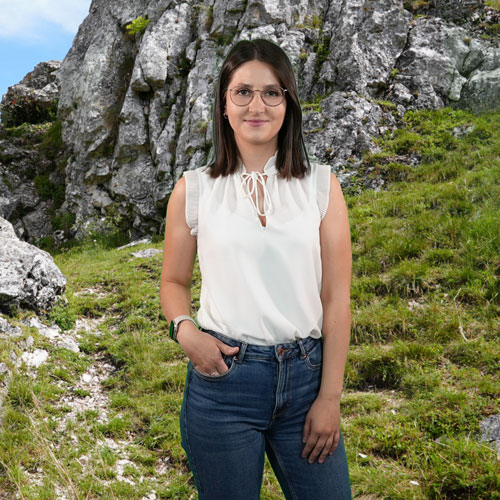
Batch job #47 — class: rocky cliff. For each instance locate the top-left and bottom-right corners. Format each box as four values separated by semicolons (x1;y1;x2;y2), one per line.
4;0;500;240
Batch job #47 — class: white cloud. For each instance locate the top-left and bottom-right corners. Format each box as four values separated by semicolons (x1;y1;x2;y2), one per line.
0;0;91;40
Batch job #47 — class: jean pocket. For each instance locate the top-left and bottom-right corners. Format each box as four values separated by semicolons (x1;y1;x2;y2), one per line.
304;340;322;370
191;355;237;381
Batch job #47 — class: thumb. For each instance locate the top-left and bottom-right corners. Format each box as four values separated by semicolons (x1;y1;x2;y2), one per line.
218;342;240;355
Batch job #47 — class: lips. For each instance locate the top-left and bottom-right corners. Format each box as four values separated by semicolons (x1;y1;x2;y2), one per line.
245;120;268;126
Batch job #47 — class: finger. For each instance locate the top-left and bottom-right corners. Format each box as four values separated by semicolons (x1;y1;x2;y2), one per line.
194;364;214;376
318;436;334;464
218;342;239;355
307;437;327;464
216;358;229;373
329;430;340;455
301;432;318;458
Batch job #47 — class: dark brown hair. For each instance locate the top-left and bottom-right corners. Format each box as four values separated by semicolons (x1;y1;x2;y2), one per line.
208;38;310;180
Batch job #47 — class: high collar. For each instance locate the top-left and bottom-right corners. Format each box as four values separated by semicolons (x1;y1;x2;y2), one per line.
238;150;278;175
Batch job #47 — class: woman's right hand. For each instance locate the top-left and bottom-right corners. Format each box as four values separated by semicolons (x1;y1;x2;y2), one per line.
177;322;239;376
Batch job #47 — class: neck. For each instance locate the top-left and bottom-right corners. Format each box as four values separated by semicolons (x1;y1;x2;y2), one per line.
236;141;278;173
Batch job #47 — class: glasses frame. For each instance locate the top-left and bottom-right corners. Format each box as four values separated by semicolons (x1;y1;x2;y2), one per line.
228;86;288;107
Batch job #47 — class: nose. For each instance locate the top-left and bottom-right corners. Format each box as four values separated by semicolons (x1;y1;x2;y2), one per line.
248;91;266;113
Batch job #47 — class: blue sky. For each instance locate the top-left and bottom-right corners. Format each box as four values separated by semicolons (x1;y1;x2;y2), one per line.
0;0;91;100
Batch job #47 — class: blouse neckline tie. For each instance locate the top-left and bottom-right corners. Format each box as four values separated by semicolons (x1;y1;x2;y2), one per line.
239;171;273;217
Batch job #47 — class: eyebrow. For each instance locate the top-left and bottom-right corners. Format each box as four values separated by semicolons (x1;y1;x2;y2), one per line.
234;83;280;88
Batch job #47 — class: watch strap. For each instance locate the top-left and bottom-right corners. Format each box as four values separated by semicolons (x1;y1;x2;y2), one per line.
169;315;196;342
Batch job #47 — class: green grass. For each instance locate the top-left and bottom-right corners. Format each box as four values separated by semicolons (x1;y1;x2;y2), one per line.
0;108;499;498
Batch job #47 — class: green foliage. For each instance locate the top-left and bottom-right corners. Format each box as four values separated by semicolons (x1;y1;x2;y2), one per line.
312;33;331;80
40;119;63;159
3;121;51;140
47;300;77;331
0;94;57;128
33;173;65;207
125;16;150;36
210;28;238;48
205;5;214;31
301;94;327;113
295;14;323;30
52;211;76;233
486;0;500;10
403;0;431;11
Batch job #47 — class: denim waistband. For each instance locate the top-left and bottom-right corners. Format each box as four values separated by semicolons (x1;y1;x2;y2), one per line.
199;327;321;363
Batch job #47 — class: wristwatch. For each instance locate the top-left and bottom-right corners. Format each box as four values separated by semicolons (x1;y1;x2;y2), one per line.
169;315;196;342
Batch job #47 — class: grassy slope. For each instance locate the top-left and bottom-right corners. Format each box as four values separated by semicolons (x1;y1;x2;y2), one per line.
0;108;499;499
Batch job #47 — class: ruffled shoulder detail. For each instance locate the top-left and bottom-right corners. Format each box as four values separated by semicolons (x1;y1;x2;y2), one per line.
183;169;200;236
315;162;332;220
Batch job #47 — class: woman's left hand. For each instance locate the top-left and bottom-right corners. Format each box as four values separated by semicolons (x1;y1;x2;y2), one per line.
301;396;340;464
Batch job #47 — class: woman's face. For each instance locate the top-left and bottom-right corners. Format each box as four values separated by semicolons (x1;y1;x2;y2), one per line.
224;59;287;151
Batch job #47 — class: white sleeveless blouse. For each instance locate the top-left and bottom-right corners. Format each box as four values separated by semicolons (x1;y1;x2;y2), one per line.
183;150;331;346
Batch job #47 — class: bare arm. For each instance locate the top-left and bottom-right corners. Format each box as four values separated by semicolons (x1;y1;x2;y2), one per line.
302;172;352;463
160;176;198;325
160;176;238;374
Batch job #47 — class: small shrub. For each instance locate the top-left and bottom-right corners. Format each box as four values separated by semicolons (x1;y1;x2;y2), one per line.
40;119;63;159
125;16;150;36
52;211;76;233
47;300;77;331
346;346;405;390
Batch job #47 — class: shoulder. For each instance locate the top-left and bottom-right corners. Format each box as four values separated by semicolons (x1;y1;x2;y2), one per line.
309;161;340;186
307;161;344;219
173;164;209;200
307;160;332;181
183;164;216;185
182;164;210;178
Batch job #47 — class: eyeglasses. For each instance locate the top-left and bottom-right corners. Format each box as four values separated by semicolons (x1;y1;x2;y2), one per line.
228;86;287;107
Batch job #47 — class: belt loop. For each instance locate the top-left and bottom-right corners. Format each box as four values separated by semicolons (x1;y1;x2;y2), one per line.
234;342;248;364
298;339;307;359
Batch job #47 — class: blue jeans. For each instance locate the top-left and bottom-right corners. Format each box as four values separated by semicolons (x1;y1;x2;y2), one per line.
180;328;352;500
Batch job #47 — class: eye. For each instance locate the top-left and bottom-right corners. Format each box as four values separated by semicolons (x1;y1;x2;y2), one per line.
235;87;252;96
264;88;280;97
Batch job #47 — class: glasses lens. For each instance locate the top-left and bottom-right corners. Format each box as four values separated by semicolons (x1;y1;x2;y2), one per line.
231;87;253;106
262;87;284;106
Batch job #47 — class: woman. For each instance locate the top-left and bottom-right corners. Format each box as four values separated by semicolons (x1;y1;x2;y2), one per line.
160;38;352;500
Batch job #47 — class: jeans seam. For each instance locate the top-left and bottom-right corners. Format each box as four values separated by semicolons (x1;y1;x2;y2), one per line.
182;367;205;499
271;359;283;420
266;439;299;500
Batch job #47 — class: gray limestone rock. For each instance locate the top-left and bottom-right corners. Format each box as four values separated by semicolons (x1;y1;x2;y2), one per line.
303;91;394;174
390;15;500;110
479;414;500;460
428;0;484;23
320;0;412;96
21;348;49;368
0;61;60;127
0;217;66;313
0;316;23;337
130;248;163;258
131;3;192;92
0;0;497;241
460;45;500;112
